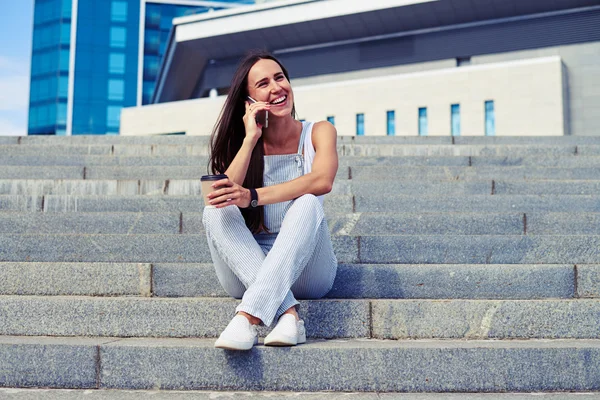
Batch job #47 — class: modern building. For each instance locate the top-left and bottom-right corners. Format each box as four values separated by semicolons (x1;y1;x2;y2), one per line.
121;0;600;137
27;0;254;136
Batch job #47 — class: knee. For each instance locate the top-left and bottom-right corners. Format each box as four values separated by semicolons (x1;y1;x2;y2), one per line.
293;194;321;210
202;206;242;232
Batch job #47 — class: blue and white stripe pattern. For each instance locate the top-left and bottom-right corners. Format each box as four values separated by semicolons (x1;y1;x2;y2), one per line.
202;122;338;326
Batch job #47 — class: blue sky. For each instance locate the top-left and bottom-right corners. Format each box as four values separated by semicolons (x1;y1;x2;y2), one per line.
0;1;34;136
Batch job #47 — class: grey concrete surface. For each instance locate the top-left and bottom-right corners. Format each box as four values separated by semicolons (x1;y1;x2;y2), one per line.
0;213;181;234
350;166;600;181
0;195;42;212
526;213;600;234
454;136;600;145
19;135;212;145
0;166;84;179
326;264;574;299
577;264;600;298
0;136;19;144
338;213;525;235
371;299;600;339
471;155;600;167
0;297;369;338
0;262;151;296
349;181;492;196
0;145;112;155
494;181;600;195
342;145;577;157
98;338;600;391
577;145;600;155
358;235;600;264
42;194;353;214
2;389;600;399
0;155;210;167
0;336;104;388
0;180;139;196
2;234;600;264
355;194;600;213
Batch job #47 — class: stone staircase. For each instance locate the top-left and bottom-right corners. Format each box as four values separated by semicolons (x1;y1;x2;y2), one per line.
1;134;600;394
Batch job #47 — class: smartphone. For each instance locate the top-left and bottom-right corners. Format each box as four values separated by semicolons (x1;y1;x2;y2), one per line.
247;96;269;128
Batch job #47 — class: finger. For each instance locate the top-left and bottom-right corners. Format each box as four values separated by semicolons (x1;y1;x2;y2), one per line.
211;178;233;188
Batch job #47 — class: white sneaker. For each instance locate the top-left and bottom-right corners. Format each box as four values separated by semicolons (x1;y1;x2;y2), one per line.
264;314;306;346
214;315;258;350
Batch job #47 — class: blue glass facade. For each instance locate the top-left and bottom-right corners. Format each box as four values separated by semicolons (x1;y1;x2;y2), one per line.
29;0;72;135
29;0;253;135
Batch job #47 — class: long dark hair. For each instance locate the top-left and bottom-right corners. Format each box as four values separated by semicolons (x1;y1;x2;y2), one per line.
209;50;296;233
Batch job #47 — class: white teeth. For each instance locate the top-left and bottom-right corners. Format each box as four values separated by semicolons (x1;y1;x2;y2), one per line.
271;96;286;105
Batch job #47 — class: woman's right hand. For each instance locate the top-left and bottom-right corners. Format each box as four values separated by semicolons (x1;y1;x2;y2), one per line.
243;100;270;142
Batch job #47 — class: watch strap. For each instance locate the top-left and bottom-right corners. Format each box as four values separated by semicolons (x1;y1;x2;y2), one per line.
249;188;259;208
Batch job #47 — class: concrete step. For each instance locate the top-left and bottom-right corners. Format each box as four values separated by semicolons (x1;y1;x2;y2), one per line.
356;194;600;213
2;212;599;235
0;262;584;299
25;194;600;214
1;336;598;391
341;144;577;157
3;144;592;158
1;296;600;339
38;194;354;214
4;389;597;400
350;166;600;181
4;154;600;169
4;166;600;181
0;234;599;264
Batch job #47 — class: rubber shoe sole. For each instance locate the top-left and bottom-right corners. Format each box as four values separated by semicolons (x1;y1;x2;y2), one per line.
214;336;258;351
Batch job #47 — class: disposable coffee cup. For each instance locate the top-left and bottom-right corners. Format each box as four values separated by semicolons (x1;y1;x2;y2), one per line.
201;174;228;207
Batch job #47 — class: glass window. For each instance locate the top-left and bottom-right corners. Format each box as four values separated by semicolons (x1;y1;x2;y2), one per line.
109;53;126;74
57;103;67;125
39;78;50;100
111;1;128;22
451;104;460;136
29;106;38;128
327;116;335;126
386;110;395;136
60;23;71;45
59;49;70;71
144;30;160;54
142;81;155;105
58;76;69;98
485;100;495;136
61;0;72;18
56;128;67;136
110;27;127;48
143;55;159;81
145;4;161;28
106;105;122;128
108;79;125;101
356;113;364;136
418;107;428;136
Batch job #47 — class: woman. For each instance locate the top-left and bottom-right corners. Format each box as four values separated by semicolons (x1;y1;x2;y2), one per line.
202;51;339;351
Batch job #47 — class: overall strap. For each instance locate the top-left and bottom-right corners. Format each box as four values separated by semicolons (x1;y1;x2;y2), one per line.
297;121;309;154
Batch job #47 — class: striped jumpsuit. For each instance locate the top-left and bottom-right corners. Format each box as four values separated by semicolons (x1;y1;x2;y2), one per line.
202;121;338;327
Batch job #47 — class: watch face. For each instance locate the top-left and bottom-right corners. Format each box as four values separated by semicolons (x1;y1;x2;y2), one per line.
251;199;258;208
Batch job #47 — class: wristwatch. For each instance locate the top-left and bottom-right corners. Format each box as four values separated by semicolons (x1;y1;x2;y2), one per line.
249;188;259;208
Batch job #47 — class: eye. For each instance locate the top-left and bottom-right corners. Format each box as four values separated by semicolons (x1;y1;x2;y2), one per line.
276;75;284;81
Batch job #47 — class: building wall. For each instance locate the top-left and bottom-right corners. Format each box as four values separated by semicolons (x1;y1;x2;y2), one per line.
120;57;565;137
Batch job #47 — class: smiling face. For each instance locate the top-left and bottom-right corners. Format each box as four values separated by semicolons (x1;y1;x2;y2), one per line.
246;59;294;118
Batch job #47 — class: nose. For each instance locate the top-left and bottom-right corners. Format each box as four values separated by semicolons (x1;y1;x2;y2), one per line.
269;79;282;93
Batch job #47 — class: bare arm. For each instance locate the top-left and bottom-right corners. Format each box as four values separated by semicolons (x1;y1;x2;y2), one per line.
223;100;270;185
256;121;338;205
208;121;338;208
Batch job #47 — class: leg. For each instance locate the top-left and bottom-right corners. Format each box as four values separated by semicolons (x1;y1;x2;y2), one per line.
236;194;333;326
202;206;266;299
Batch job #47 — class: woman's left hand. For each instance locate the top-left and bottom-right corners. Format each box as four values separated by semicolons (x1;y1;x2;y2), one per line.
206;178;251;208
